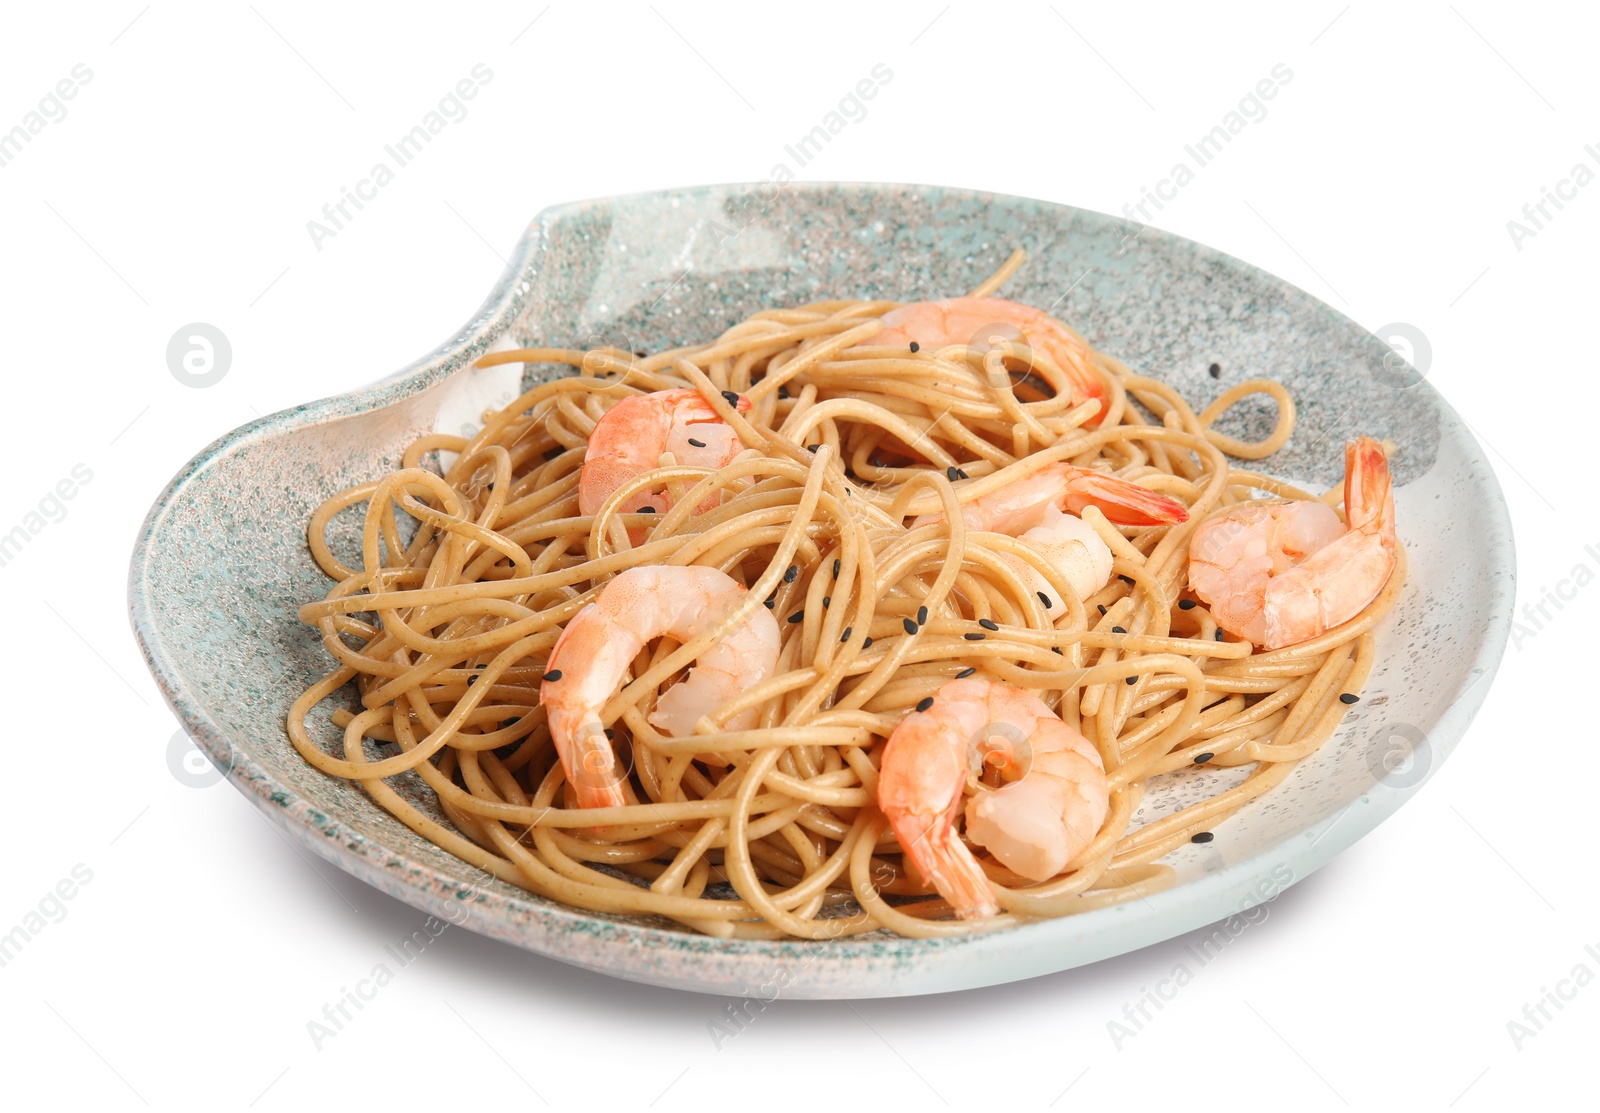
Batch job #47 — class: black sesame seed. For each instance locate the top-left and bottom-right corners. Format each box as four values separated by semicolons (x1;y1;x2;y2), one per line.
542;670;563;682
784;564;798;583
1112;626;1128;635
1098;605;1108;615
1214;629;1225;641
965;632;986;641
687;437;707;448
1178;599;1197;610
1038;591;1054;609
840;627;853;642
955;468;969;479
1051;646;1064;655
1207;362;1221;379
902;617;919;635
1126;676;1138;685
978;618;999;631
1193;752;1214;764
955;667;977;679
822;596;831;608
832;559;841;578
788;610;805;624
908;341;921;353
638;506;655;513
806;444;820;453
946;466;960;481
1120;575;1135;585
778;386;788;398
1339;693;1360;705
721;390;740;406
634;351;647;358
863;637;874;648
917;605;929;625
915;697;934;712
1191;831;1215;843
764;597;776;609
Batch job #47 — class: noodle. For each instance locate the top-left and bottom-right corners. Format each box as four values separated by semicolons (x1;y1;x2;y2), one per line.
287;253;1404;940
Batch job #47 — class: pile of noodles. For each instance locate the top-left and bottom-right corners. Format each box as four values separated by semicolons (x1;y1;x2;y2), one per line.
288;250;1405;940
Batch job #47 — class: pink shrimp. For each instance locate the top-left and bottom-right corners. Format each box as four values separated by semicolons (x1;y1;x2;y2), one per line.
877;677;1110;919
541;565;780;809
864;296;1110;424
578;388;752;519
1188;436;1397;650
913;462;1189;604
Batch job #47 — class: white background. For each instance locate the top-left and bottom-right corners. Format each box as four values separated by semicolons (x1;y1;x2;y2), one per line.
1;3;1595;1109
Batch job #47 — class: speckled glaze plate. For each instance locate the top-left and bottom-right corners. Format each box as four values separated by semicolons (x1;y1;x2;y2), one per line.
129;183;1514;998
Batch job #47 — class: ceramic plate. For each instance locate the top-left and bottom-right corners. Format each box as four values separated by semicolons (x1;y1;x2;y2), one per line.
128;183;1514;998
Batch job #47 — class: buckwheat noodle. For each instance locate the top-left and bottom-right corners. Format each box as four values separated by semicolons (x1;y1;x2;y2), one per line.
288;249;1405;941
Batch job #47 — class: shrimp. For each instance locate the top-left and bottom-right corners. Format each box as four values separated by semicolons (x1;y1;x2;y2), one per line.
578;388;752;519
914;462;1189;604
877;677;1110;919
540;565;781;808
865;296;1110;423
1188;436;1396;650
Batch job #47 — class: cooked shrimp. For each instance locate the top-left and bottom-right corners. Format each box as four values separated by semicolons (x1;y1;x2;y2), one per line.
866;295;1109;422
877;677;1110;919
541;565;780;808
914;462;1189;604
578;388;752;518
1189;436;1396;650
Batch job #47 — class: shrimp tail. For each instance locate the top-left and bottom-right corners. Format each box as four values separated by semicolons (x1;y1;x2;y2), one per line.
897;812;1001;921
1345;436;1392;534
1060;469;1189;526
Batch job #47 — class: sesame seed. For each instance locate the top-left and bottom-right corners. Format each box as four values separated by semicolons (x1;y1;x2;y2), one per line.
822;596;831;608
863;637;874;648
915;697;934;712
1191;831;1215;843
1339;693;1360;705
764;596;776;609
902;617;919;635
1207;362;1221;379
1193;752;1214;764
909;341;920;353
721;390;740;405
1178;599;1197;610
840;627;853;642
687;437;706;448
1214;629;1225;641
783;565;798;583
778;386;788;398
1037;592;1053;608
605;728;615;740
955;667;977;678
1125;676;1137;685
832;559;841;578
956;469;969;479
542;670;563;682
946;466;960;481
807;444;820;453
1052;646;1063;654
917;605;929;625
965;632;986;641
1120;575;1135;585
788;610;805;624
634;351;647;358
1098;605;1108;615
638;506;655;513
978;618;999;631
1112;626;1127;634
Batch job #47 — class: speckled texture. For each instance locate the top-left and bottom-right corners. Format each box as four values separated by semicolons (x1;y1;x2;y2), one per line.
128;183;1514;998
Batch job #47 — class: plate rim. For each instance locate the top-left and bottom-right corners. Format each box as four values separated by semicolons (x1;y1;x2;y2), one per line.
126;180;1517;997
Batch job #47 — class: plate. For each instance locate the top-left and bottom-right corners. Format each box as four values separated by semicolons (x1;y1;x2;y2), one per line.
128;183;1514;997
